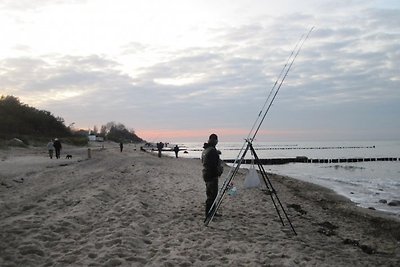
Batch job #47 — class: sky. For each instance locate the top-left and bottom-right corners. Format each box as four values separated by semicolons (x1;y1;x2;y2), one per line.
0;0;399;142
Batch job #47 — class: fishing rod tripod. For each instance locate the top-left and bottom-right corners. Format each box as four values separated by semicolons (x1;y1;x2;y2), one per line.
203;27;313;235
204;139;297;235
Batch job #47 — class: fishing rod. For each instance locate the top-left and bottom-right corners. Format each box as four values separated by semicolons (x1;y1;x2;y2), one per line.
209;28;311;201
205;27;314;227
251;27;314;141
246;31;307;142
218;29;310;181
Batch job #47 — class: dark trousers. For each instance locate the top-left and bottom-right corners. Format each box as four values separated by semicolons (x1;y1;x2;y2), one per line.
205;178;218;216
55;148;61;159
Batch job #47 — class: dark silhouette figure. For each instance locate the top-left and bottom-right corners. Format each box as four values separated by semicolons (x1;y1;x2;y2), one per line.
53;138;62;159
157;142;164;157
173;145;179;158
120;142;123;152
202;134;223;218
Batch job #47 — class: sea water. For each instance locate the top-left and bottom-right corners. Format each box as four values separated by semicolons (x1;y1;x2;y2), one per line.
177;140;400;217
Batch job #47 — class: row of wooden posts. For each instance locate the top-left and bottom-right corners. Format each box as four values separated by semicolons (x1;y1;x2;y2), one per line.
223;157;399;165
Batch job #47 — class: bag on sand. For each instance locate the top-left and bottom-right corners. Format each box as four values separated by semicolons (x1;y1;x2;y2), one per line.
244;165;261;188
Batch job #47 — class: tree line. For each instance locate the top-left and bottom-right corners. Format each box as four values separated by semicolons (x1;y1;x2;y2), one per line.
0;95;70;139
0;95;144;145
87;122;144;143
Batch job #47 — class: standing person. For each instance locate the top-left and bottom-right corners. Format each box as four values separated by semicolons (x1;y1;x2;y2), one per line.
156;142;164;158
202;134;224;218
119;142;123;152
173;145;179;158
53;138;62;159
47;140;54;159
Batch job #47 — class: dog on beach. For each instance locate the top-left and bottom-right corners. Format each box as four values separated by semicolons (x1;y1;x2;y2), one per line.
66;154;72;159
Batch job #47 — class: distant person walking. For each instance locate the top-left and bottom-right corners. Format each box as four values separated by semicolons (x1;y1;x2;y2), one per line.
53;138;62;159
120;142;124;152
47;140;54;159
157;142;164;158
173;145;179;158
202;134;223;218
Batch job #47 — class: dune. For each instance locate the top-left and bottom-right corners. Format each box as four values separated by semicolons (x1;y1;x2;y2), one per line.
0;142;399;266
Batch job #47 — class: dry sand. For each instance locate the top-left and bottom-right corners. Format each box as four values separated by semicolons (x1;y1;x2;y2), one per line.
0;142;399;266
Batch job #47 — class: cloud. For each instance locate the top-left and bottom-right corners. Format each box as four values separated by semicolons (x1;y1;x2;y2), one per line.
0;0;399;141
0;54;135;112
0;0;85;11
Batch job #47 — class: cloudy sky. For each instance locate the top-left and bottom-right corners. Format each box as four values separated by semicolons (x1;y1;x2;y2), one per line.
1;0;399;142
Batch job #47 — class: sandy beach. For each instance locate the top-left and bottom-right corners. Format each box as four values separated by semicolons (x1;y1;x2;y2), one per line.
0;142;399;266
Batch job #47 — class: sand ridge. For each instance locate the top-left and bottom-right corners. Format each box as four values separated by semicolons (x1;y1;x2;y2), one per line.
0;143;399;266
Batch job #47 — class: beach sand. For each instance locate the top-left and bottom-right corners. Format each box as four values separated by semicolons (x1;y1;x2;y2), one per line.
0;142;399;266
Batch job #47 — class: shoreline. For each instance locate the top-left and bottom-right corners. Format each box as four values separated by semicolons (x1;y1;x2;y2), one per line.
157;148;400;220
1;143;399;266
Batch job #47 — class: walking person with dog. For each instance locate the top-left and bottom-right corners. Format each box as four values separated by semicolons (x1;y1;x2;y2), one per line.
53;138;62;159
47;140;54;159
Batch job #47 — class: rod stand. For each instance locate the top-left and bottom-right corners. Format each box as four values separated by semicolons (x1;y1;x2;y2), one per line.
204;140;297;235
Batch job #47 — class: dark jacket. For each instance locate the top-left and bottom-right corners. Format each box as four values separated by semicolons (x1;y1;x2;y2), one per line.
202;146;223;182
53;140;62;150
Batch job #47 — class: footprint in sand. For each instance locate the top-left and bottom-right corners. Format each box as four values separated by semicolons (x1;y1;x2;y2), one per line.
21;204;37;211
104;258;123;267
18;244;45;257
88;252;97;259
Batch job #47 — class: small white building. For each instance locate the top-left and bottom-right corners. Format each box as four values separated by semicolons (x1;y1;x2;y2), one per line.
88;135;104;142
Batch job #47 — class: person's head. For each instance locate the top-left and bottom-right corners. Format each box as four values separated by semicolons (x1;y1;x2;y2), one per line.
208;133;218;146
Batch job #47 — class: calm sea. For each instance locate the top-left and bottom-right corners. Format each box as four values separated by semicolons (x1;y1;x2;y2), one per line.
174;140;400;217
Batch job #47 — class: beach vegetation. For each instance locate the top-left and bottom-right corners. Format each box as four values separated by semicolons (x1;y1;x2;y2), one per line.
0;95;145;147
97;121;144;143
0;95;72;143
